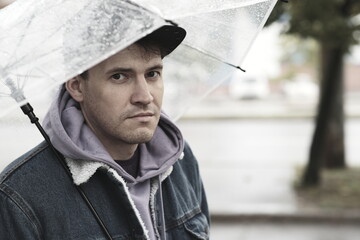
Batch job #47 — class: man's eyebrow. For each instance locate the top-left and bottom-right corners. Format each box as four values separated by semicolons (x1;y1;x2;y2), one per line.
105;67;132;75
105;64;163;75
147;64;163;71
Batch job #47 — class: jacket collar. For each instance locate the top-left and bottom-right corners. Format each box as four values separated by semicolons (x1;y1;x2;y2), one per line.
65;157;109;185
65;157;175;186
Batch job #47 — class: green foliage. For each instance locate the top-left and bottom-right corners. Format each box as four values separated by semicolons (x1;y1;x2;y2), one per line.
269;0;360;52
280;36;319;67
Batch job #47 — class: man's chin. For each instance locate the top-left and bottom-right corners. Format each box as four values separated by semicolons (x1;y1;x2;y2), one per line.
125;131;155;144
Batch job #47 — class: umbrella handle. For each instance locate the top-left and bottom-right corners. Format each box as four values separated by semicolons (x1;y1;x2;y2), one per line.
21;103;51;143
20;103;114;240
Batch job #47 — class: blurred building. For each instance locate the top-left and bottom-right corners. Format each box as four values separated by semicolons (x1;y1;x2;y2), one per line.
345;63;360;92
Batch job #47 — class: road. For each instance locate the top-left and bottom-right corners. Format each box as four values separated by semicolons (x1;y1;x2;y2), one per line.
177;118;360;168
1;118;360;239
177;118;360;239
2;118;360;212
178;118;360;214
210;221;360;240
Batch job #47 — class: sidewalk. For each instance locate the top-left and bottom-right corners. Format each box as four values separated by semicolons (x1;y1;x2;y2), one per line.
203;165;360;224
210;220;360;240
177;95;360;225
180;93;360;120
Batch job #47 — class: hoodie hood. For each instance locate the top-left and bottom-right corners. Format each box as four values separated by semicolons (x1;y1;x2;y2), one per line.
42;86;184;183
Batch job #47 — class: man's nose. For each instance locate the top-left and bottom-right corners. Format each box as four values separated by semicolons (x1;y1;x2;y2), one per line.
130;77;153;105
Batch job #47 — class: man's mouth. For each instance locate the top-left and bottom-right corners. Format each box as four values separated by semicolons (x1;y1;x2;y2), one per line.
128;112;155;122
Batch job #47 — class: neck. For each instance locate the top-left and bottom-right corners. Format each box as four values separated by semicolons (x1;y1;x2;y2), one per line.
92;131;138;160
103;140;138;160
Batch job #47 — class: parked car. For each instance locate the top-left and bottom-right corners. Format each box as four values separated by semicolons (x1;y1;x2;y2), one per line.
228;73;269;100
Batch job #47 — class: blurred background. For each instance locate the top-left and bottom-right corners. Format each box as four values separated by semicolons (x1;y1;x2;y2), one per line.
1;0;360;239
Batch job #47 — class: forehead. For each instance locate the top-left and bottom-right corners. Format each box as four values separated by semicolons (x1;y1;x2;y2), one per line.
91;43;162;72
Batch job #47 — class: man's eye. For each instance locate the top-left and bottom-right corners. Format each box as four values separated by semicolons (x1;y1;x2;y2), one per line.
146;71;160;78
111;73;125;81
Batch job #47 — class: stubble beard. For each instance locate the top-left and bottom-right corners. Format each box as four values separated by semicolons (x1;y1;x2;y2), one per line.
82;96;161;147
121;130;155;144
105;113;160;145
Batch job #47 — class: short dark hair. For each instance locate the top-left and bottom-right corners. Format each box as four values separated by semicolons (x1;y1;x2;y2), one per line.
137;34;167;58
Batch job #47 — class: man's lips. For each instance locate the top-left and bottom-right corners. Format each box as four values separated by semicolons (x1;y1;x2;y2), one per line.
129;112;154;118
128;112;155;122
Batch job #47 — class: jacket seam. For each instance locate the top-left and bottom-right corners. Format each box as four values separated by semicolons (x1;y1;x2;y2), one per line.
107;168;150;240
166;207;202;230
0;184;43;240
149;178;161;239
1;142;48;184
149;166;174;239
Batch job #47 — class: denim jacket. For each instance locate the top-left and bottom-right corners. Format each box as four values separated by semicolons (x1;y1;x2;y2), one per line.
0;141;210;239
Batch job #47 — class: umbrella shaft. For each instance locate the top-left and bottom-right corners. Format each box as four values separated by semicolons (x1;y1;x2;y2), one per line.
20;103;114;240
20;103;53;144
21;103;39;124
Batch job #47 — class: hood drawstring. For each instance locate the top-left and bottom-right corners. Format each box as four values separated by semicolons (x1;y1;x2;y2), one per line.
158;175;167;240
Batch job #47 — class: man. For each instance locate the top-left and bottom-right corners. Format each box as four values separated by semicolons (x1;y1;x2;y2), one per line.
0;25;209;239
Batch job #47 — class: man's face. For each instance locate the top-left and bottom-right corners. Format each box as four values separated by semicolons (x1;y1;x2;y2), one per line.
73;44;164;152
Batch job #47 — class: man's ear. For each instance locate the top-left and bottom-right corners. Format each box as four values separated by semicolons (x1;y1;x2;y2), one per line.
65;76;84;102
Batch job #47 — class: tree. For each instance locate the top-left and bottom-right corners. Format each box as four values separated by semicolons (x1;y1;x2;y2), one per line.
268;0;360;186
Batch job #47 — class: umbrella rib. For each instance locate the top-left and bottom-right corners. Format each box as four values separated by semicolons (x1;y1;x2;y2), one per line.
182;15;256;32
4;0;90;71
0;93;11;98
182;43;245;72
5;46;63;72
18;72;29;92
34;67;59;84
0;49;10;56
0;90;11;98
12;73;43;79
6;12;37;70
167;0;270;18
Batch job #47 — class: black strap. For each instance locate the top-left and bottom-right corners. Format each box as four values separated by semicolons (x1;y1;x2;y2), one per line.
21;103;114;240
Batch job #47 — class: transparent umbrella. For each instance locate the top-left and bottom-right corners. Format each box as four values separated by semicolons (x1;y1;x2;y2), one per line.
0;0;278;121
0;1;278;236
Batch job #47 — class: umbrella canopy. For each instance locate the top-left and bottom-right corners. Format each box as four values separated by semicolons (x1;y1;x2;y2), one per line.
0;0;277;120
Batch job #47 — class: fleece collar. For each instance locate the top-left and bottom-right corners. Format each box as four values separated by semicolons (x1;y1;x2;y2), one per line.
65;156;178;186
65;157;108;185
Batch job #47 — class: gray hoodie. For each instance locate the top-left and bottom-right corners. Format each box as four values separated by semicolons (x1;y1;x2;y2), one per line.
42;87;184;239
